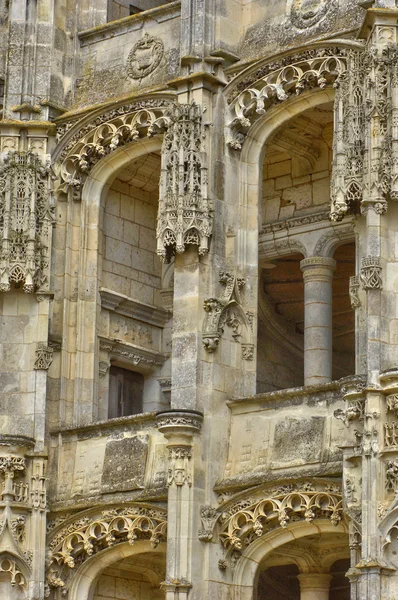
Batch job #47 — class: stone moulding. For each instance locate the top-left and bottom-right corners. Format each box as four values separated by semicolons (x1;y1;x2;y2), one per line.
226;47;349;150
0;151;55;294
46;504;167;595
99;336;166;368
217;480;343;558
100;287;171;328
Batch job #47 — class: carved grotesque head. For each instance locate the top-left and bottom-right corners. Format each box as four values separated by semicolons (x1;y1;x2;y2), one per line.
291;0;332;29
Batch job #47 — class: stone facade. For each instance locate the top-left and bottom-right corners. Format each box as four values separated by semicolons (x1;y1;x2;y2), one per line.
1;1;398;599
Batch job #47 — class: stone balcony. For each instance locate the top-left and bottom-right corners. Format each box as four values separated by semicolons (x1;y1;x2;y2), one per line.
215;380;349;496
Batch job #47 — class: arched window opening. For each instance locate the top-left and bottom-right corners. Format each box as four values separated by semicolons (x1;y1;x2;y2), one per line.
98;151;172;420
257;101;355;392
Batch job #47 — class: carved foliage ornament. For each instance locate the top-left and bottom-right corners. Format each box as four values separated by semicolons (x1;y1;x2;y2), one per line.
127;33;164;80
153;102;212;261
360;256;382;290
228;48;348;150
0;151;54;293
46;506;167;594
330;44;398;220
218;484;342;555
203;271;253;359
56;100;171;195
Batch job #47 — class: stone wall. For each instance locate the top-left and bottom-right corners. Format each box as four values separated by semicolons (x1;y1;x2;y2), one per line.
101;176;161;307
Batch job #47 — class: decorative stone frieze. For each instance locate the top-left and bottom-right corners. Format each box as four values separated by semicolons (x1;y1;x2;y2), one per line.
34;343;54;370
46;505;167;594
218;481;342;555
360;256;382;290
198;506;219;542
203;271;253;357
126;33;164;80
0;151;54;293
154;102;212;261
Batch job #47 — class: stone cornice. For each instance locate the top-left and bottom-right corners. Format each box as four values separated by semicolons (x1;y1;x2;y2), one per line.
99;336;167;367
100;288;171;328
49;411;157;438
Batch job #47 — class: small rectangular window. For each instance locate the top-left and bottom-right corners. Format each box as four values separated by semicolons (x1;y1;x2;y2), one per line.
108;366;144;419
129;4;142;14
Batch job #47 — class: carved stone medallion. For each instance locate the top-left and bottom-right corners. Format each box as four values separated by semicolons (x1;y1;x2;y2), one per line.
290;0;333;29
127;33;164;80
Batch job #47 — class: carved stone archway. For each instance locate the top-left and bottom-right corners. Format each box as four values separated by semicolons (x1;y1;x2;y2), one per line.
45;504;167;599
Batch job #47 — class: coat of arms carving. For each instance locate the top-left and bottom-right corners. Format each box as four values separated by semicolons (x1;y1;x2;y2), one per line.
289;0;334;29
127;33;164;80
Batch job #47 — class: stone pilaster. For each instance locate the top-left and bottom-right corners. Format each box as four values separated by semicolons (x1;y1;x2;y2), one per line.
157;410;203;600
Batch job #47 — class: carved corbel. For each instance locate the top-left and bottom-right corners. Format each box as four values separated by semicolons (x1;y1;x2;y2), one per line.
198;506;219;542
202;271;254;358
360;256;382;290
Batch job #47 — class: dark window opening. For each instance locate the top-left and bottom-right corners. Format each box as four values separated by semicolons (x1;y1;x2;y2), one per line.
129;4;142;14
108;366;144;419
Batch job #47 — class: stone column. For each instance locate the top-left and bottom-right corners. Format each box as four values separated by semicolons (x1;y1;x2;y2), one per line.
300;257;336;386
297;573;332;600
157;410;203;600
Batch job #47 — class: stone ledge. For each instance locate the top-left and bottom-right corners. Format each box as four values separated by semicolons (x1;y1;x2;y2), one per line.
78;1;181;46
49;411;157;438
100;287;171;327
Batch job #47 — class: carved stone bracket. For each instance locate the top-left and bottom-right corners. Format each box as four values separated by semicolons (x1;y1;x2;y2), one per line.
154;102;212;261
34;343;54;370
203;271;253;358
198;506;219;542
0;151;54;293
360;256;382;290
334;375;366;428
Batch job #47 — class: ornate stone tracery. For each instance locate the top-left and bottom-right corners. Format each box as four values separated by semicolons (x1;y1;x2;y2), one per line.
154;102;212;261
46;505;167;595
56;102;171;196
331;43;398;219
217;481;343;557
227;48;348;150
0;151;54;293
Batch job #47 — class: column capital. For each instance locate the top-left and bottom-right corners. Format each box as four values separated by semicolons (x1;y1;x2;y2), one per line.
156;410;203;444
300;256;337;273
298;572;332;595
